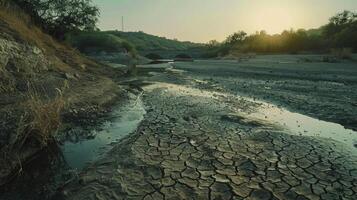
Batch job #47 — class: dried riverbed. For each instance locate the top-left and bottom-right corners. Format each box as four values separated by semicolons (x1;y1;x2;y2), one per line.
59;59;357;200
2;57;356;200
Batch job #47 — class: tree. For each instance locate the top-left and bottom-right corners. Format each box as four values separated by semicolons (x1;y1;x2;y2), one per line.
330;10;357;26
323;11;357;49
225;31;247;45
207;40;220;48
14;0;99;39
324;11;357;37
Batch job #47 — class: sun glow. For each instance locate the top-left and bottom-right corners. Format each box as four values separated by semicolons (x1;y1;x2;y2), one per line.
94;0;357;42
248;5;296;34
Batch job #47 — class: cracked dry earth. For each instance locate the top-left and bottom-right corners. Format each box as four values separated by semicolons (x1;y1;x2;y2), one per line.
61;69;357;200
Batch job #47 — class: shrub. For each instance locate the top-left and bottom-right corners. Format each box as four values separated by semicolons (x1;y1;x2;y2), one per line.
145;53;163;60
66;32;137;55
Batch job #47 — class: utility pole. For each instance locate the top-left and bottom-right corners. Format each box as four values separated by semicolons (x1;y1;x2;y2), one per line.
122;16;124;32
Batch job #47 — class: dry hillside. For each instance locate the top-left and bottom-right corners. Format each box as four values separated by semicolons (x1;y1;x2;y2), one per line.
0;1;124;186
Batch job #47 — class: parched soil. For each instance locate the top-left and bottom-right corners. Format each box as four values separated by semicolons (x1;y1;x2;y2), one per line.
58;59;357;200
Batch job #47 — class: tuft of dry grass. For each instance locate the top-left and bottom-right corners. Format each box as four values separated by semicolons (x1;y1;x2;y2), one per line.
0;68;15;93
14;84;66;149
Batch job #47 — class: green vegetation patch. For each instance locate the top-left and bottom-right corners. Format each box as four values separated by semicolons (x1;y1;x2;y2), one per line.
104;31;202;51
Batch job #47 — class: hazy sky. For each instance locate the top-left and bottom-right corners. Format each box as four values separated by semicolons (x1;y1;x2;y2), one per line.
93;0;357;43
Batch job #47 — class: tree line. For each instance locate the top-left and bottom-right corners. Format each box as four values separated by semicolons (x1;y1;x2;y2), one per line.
205;11;357;57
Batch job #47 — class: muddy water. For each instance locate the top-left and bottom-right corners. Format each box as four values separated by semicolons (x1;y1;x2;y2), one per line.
61;95;146;169
145;82;357;153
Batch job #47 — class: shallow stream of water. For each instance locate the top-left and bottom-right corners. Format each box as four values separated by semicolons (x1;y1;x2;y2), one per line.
61;95;146;169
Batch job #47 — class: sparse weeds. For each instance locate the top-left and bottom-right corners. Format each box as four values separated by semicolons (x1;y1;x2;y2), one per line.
0;66;15;93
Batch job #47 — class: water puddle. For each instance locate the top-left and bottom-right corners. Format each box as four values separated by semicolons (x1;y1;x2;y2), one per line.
145;82;357;153
249;103;357;151
144;82;220;99
61;94;146;169
165;67;187;74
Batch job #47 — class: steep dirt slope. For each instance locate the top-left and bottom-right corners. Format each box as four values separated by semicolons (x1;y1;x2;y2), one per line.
0;1;124;186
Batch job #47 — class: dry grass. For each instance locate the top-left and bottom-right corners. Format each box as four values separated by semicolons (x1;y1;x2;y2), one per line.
14;84;66;149
0;68;15;93
0;7;70;71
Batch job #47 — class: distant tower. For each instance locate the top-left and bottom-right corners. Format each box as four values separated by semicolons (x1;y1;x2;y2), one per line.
122;16;124;32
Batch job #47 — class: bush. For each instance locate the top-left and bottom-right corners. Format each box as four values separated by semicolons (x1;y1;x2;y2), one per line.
66;32;136;55
105;31;202;51
145;53;163;60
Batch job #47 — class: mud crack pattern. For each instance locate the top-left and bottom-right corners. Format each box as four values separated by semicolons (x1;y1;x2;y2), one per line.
62;81;357;200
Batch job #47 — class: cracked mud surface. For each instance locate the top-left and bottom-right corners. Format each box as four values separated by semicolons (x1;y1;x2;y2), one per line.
60;64;357;200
